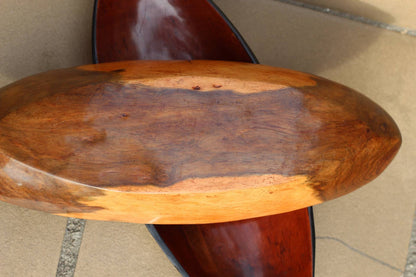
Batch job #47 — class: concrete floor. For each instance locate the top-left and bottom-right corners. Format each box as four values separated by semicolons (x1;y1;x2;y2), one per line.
0;0;415;276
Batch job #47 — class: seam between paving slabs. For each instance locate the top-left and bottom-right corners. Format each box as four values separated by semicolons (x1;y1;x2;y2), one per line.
275;0;416;37
56;218;86;277
404;207;416;277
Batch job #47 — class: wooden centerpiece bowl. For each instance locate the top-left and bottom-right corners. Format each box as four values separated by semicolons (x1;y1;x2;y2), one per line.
0;60;401;224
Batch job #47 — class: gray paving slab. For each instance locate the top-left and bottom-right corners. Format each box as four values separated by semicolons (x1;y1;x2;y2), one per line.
0;202;67;277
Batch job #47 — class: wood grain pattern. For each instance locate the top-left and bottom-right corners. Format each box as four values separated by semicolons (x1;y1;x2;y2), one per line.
0;60;401;224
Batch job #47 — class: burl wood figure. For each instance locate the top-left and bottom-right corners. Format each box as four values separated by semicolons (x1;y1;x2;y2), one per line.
0;60;401;225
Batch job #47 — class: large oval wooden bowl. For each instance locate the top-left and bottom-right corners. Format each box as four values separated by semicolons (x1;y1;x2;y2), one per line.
0;60;401;224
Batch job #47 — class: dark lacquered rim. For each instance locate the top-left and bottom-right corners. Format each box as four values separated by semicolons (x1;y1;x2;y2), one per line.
308;206;316;276
92;0;99;64
205;0;259;64
146;224;189;277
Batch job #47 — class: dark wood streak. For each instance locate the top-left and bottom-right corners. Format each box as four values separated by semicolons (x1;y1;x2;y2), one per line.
0;60;401;222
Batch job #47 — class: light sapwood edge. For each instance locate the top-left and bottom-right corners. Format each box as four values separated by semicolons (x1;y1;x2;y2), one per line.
78;60;317;93
0;152;321;224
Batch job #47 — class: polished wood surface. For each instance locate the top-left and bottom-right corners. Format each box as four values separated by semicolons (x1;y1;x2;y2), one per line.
94;0;253;62
94;2;314;275
155;209;313;276
0;60;401;224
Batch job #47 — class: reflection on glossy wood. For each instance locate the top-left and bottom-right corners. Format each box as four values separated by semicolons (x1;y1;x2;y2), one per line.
156;210;313;276
94;0;253;62
0;60;401;224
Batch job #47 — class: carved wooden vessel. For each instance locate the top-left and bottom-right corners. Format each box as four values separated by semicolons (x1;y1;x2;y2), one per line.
0;60;401;224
